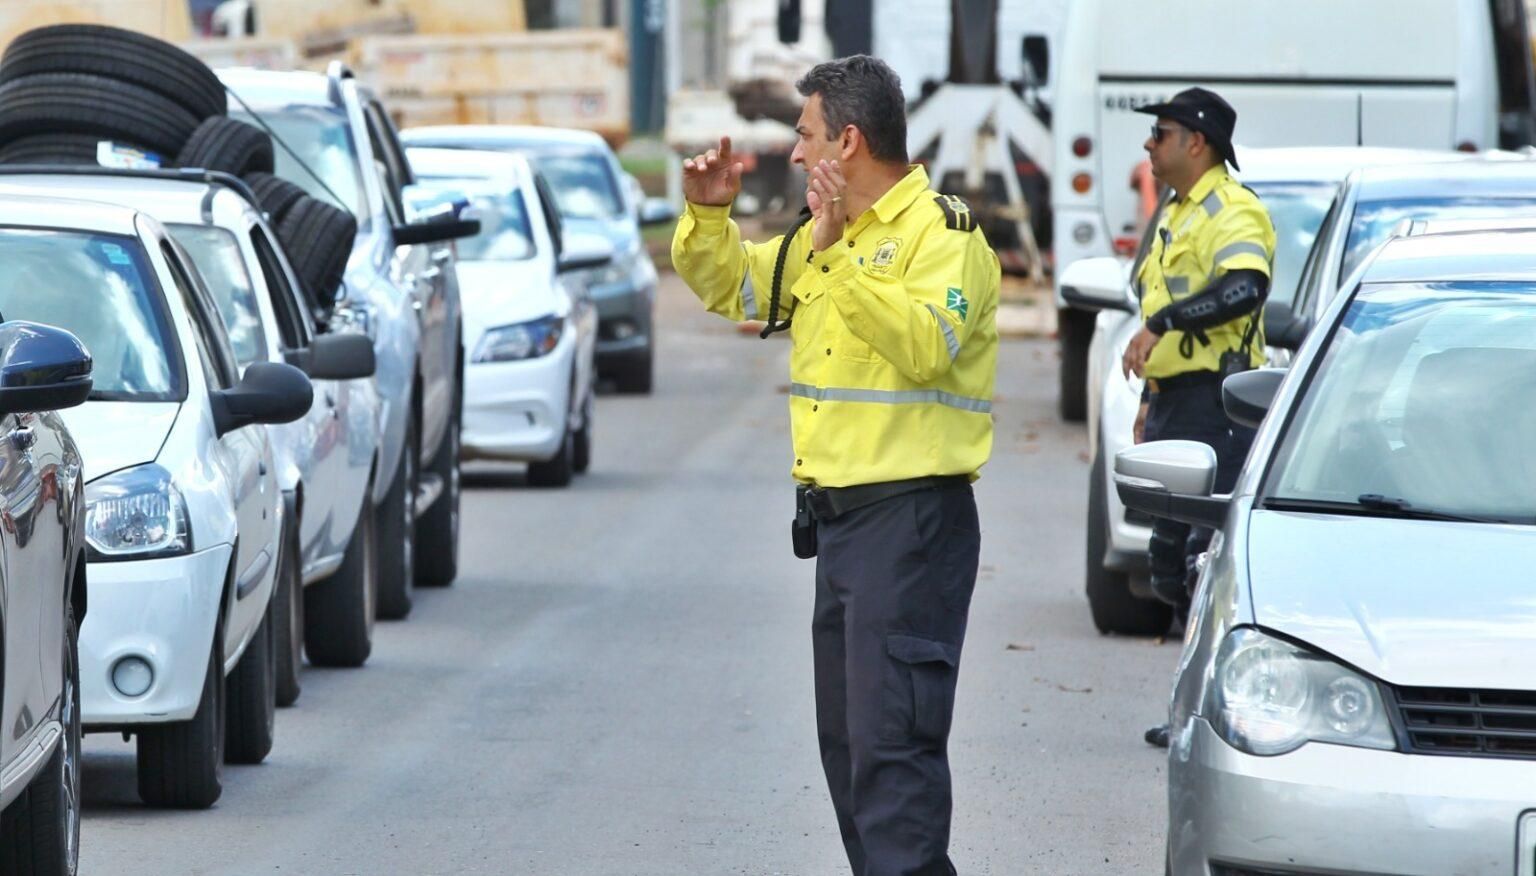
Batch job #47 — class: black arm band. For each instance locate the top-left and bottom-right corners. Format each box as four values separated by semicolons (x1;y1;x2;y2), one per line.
1147;269;1268;335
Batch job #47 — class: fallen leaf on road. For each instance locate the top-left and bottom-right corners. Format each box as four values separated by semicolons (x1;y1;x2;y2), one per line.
1005;643;1035;652
1056;684;1093;694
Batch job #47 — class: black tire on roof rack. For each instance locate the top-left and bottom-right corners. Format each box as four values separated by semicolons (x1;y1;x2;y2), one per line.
176;116;273;177
0;24;226;122
276;196;357;310
0;133;110;166
0;73;199;159
244;171;309;224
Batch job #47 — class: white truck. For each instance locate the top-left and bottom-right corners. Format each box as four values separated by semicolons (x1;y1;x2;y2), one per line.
1050;0;1536;420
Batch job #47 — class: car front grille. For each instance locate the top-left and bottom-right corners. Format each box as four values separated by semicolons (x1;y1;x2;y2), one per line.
1391;685;1536;758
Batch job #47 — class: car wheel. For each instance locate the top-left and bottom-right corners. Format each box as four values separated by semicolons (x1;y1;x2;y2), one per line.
415;393;460;588
0;23;227;121
224;600;275;765
137;632;224;809
273;512;303;706
275;196;358;310
0;72;201;159
527;425;575;488
613;346;653;395
0;133;103;166
1086;439;1172;636
1058;308;1093;422
245;171;307;225
175;116;273;176
304;487;376;667
375;413;418;620
572;392;592;475
0;600;81;875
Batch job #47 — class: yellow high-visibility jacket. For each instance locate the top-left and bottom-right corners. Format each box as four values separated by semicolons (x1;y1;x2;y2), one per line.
672;165;1000;488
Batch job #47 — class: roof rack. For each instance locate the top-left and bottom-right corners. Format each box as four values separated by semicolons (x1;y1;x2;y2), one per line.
0;165;264;217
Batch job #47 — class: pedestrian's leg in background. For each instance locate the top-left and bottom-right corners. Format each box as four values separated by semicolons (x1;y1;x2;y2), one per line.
812;541;865;873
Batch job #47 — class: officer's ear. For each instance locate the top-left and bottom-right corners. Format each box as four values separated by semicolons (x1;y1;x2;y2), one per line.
839;124;860;162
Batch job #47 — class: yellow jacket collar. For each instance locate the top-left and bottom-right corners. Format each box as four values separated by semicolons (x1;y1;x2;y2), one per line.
870;165;932;224
1181;165;1230;210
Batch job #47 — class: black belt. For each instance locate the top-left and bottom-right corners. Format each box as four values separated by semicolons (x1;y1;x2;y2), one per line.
802;476;969;522
1146;369;1221;394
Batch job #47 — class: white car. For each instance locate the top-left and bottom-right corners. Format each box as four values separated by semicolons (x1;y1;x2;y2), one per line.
0;170;384;702
1062;146;1465;636
0;194;312;808
405;147;605;487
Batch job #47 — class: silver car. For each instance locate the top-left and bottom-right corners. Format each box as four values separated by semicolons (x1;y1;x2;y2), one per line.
1117;226;1536;875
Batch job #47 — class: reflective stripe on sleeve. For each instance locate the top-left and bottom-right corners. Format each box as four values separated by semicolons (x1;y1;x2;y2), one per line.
1212;241;1267;265
790;383;991;413
1166;276;1190;296
926;303;960;360
739;253;758;320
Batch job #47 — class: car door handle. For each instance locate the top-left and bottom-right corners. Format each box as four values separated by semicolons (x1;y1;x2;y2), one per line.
7;427;33;450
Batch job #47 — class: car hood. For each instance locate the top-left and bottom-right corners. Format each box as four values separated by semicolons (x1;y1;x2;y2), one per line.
457;259;565;341
61;401;180;483
1247;508;1536;689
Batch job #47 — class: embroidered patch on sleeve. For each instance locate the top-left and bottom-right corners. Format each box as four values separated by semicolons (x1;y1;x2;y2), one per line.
946;287;969;321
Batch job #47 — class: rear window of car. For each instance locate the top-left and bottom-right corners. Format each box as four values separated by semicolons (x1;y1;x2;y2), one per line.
0;228;184;401
170;225;269;367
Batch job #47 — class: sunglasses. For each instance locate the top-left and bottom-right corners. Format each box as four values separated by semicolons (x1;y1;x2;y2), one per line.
1149;123;1182;144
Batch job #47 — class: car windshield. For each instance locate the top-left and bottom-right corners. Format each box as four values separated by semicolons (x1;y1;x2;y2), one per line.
1342;196;1536;280
169;225;269;367
230;103;367;218
0;229;182;401
1264;282;1536;521
412;177;536;261
1248;182;1335;308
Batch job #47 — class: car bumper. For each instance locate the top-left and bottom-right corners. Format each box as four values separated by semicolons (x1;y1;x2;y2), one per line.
80;544;232;728
592;279;652;358
462;340;574;462
1170;718;1528;875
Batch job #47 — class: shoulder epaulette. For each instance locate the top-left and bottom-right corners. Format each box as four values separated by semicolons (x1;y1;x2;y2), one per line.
933;193;976;233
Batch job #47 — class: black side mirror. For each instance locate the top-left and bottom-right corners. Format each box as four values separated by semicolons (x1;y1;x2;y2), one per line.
393;219;481;247
1022;35;1050;87
1263;301;1312;351
1222;368;1287;430
212;362;313;436
0;321;92;414
294;333;375;381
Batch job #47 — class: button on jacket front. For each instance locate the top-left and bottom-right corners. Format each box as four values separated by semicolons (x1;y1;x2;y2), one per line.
672;166;1000;488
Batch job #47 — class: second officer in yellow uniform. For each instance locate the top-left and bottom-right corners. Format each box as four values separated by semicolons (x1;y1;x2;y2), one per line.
673;55;999;876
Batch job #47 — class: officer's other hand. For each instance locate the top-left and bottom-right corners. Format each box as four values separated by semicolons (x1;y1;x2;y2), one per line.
1122;325;1160;378
807;159;848;251
682;135;743;207
1134;401;1149;444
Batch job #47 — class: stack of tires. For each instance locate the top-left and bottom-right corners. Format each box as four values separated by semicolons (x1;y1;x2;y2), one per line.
0;24;356;308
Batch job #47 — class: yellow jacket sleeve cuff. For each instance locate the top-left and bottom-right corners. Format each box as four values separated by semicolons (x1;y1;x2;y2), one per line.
684;201;733;235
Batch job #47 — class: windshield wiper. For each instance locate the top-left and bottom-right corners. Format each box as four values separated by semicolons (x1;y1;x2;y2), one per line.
1262;494;1515;524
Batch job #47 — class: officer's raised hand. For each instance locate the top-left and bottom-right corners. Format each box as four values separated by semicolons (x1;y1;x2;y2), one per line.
682;136;743;207
807;159;848;251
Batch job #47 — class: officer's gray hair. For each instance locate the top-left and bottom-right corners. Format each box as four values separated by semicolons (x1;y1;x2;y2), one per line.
795;55;909;165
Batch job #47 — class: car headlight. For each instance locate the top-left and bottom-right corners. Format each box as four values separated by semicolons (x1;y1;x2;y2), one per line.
84;464;191;561
473;315;564;363
1206;627;1396;756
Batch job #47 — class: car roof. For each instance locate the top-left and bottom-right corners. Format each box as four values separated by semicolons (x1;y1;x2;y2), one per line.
404;146;535;184
402;124;609;151
1234;146;1472;186
217;67;333;107
1365;227;1536;284
1350;158;1536;201
0;173;259;232
0;193;142;236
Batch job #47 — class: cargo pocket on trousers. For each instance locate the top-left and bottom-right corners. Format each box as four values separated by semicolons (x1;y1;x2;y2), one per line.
882;633;960;745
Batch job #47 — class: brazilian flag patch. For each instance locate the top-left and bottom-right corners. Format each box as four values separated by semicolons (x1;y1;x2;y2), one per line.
946;287;968;321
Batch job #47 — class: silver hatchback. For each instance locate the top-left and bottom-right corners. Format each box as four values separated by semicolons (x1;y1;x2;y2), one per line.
1118;227;1536;875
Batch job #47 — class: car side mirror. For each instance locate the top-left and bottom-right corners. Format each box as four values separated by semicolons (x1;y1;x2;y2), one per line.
558;235;614;274
0;321;92;414
1263;300;1311;351
1222;368;1286;430
292;333;376;381
1059;256;1133;313
393;218;481;247
1022;34;1050;87
211;361;313;436
1113;440;1229;529
639;197;677;227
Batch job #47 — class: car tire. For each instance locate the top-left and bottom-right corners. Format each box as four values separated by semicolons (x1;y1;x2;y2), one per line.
223;601;275;765
0;601;81;876
0;72;201;160
572;392;592;475
414;391;460;588
304;489;376;668
527;426;575;488
612;347;653;395
276;196;357;309
0;132;104;166
1086;440;1172;637
1058;308;1093;423
273;515;303;707
175;116;273;176
137;632;223;809
244;171;307;224
0;24;227;122
375;413;418;620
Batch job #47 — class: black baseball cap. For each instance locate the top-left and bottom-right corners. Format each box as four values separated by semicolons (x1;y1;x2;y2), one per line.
1136;87;1240;170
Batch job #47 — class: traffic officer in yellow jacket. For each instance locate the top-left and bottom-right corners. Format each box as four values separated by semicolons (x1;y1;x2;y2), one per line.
1120;89;1274;746
672;55;999;876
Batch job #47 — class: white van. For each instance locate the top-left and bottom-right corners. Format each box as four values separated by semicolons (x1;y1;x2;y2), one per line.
1050;0;1536;420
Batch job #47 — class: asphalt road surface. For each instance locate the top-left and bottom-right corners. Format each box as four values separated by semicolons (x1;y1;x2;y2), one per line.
80;272;1179;875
